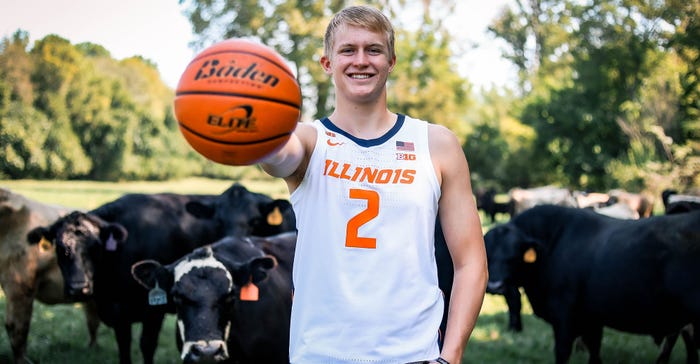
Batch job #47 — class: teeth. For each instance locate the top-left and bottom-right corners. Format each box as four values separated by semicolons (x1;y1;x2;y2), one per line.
351;74;370;79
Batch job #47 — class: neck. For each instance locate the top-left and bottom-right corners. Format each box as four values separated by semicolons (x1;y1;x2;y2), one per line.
329;94;396;139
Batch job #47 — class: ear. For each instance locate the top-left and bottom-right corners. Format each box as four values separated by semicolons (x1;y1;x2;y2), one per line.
185;200;215;219
387;54;397;73
131;259;173;291
27;226;52;246
99;223;128;251
230;256;277;286
250;256;277;283
320;55;332;74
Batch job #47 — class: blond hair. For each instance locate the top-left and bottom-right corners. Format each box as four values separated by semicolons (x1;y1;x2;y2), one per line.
323;5;396;60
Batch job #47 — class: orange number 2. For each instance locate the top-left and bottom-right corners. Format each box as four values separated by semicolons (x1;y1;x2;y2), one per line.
346;188;379;249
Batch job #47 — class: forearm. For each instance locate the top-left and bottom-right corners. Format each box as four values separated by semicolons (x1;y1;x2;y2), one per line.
439;262;488;363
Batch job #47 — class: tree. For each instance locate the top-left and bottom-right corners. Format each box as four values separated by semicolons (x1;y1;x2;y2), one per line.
488;0;698;192
179;0;470;128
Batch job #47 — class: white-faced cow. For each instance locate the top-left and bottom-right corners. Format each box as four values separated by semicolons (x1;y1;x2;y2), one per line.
0;188;99;364
25;183;295;364
132;232;296;364
485;205;700;364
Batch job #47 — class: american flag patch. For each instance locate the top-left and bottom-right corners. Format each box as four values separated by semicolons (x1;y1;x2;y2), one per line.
396;141;415;151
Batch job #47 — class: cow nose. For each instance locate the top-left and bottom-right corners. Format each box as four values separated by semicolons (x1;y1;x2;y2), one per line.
66;281;92;299
185;341;228;363
486;280;505;294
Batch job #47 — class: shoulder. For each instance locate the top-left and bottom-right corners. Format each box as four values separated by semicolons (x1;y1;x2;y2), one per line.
427;123;463;158
295;121;318;149
426;123;468;184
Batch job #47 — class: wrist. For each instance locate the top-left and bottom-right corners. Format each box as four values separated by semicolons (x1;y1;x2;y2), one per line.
436;357;450;364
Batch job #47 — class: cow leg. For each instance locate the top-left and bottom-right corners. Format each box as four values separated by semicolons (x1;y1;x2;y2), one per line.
2;280;35;364
552;324;578;364
503;286;522;332
139;313;165;364
580;325;603;364
113;322;133;364
656;332;678;364
82;300;100;347
680;324;698;364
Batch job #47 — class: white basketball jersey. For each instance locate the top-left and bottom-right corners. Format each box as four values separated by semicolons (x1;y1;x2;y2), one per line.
289;115;443;363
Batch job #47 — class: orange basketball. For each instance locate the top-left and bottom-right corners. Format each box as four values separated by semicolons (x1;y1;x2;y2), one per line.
174;38;302;165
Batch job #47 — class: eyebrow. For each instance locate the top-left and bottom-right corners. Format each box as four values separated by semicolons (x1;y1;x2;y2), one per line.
337;42;385;49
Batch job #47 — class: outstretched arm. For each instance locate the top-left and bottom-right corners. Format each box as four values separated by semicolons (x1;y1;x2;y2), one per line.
259;122;316;192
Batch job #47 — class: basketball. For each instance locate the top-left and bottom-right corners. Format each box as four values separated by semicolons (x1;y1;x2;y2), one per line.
174;38;302;165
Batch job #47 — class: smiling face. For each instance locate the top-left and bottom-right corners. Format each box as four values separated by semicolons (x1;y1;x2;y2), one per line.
320;6;396;107
321;25;396;105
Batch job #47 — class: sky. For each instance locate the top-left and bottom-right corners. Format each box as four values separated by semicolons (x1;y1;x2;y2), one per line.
0;0;517;90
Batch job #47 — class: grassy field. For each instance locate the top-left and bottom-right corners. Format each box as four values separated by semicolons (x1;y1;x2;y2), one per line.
0;179;689;363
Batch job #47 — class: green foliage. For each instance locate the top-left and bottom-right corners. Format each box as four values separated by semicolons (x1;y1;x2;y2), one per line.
0;30;245;181
465;89;537;190
485;0;699;192
390;22;471;139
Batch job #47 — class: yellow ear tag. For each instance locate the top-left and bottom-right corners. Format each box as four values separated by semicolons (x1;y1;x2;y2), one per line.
39;237;52;252
240;281;259;301
266;207;283;226
523;248;537;263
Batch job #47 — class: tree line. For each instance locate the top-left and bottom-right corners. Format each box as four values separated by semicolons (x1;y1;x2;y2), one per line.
1;0;697;198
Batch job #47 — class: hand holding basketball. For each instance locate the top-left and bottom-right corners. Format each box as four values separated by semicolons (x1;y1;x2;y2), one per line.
174;38;302;165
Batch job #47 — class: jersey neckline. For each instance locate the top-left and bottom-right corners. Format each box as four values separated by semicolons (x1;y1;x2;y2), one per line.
320;114;406;148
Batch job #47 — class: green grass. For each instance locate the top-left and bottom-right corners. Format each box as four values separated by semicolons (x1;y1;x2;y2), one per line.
0;179;691;363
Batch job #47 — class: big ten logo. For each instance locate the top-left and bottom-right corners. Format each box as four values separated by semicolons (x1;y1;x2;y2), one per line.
208;105;258;134
396;153;416;161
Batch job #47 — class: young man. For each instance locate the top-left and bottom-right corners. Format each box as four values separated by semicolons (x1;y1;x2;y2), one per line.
261;5;487;364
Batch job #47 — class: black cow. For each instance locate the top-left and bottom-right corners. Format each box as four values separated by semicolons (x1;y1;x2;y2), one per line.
185;184;296;238
484;205;700;364
475;188;511;223
25;184;294;364
131;232;296;364
663;189;700;215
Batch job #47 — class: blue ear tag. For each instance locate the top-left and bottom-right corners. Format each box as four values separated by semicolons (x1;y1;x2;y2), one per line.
148;282;167;306
105;234;118;251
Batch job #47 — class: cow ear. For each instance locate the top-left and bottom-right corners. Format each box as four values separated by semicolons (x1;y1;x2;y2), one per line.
99;223;128;251
185;201;215;219
523;248;537;263
132;259;173;291
27;226;52;246
250;256;277;283
230;256;277;285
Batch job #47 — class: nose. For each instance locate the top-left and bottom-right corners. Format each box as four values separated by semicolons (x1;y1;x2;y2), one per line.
486;280;505;294
184;340;228;363
66;280;92;299
353;50;369;65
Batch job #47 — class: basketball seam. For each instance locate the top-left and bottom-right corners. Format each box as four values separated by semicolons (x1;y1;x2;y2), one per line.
175;91;301;109
189;49;297;80
178;122;292;145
